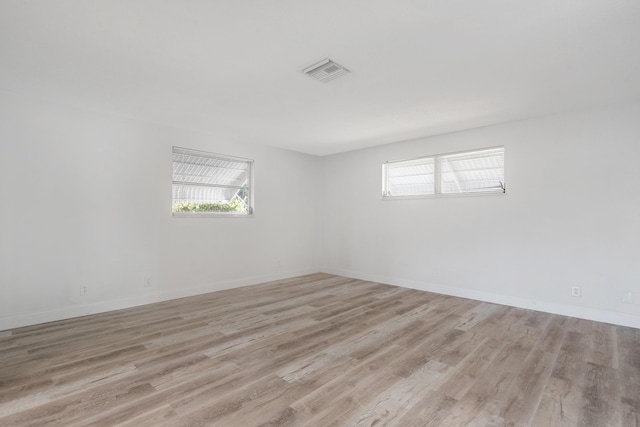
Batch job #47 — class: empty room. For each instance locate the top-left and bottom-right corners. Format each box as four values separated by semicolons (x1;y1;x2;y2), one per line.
1;1;639;426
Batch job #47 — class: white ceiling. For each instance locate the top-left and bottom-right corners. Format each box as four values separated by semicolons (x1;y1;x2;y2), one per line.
1;1;639;156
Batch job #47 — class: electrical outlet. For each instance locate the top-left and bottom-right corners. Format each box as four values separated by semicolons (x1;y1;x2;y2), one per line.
80;285;88;296
622;291;634;304
143;277;153;288
571;286;581;297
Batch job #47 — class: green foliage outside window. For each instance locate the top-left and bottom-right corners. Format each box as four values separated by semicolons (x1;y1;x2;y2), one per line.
172;196;247;214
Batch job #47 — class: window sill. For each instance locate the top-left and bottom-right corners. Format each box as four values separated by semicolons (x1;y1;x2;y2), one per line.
172;212;255;218
382;192;506;201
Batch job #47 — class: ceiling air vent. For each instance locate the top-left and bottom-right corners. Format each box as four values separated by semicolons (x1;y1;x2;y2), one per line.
303;58;350;82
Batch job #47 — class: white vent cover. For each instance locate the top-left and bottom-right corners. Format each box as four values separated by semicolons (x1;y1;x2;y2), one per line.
303;58;350;82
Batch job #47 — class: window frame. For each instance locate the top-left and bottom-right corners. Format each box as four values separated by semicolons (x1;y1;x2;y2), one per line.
171;146;255;218
382;146;505;200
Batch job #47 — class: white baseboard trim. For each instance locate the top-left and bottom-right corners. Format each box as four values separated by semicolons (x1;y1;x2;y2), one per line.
322;267;640;330
0;268;319;331
5;267;637;331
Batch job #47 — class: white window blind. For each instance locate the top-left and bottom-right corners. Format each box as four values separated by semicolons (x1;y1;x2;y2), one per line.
172;147;254;216
384;157;436;196
383;147;505;198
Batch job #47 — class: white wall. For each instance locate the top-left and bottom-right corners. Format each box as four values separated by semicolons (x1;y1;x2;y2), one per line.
321;102;640;328
0;90;322;330
2;91;639;331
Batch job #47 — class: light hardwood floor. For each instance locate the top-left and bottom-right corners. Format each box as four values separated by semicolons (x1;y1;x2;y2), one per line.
1;273;638;426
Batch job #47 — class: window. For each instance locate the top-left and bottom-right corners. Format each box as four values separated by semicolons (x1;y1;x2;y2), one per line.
383;146;505;198
172;147;254;216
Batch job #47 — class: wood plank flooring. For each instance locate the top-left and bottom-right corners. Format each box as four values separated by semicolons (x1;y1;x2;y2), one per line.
1;273;638;426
